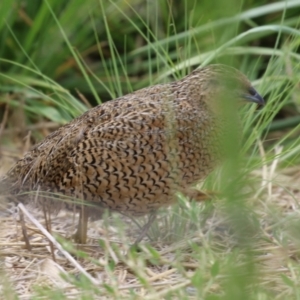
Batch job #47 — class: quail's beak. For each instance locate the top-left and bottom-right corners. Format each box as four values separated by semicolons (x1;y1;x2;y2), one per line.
243;87;265;106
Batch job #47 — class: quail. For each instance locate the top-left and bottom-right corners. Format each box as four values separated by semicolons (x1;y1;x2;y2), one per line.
0;64;264;244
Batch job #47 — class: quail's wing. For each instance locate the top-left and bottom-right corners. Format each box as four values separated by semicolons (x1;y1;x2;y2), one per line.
59;102;176;214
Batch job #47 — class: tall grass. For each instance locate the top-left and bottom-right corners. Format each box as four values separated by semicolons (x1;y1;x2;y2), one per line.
1;0;300;299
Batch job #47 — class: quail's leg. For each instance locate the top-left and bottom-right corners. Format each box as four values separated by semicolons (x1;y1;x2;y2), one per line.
73;207;88;244
133;211;157;245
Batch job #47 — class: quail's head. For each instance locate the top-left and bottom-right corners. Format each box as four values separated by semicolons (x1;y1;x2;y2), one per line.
196;64;265;108
183;64;265;159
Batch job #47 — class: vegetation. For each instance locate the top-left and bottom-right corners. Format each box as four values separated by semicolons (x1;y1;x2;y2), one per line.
1;0;300;299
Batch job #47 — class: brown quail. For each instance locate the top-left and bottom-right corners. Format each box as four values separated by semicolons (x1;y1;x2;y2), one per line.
0;64;264;244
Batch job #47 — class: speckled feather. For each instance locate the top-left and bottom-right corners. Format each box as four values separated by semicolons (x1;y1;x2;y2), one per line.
2;65;261;218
